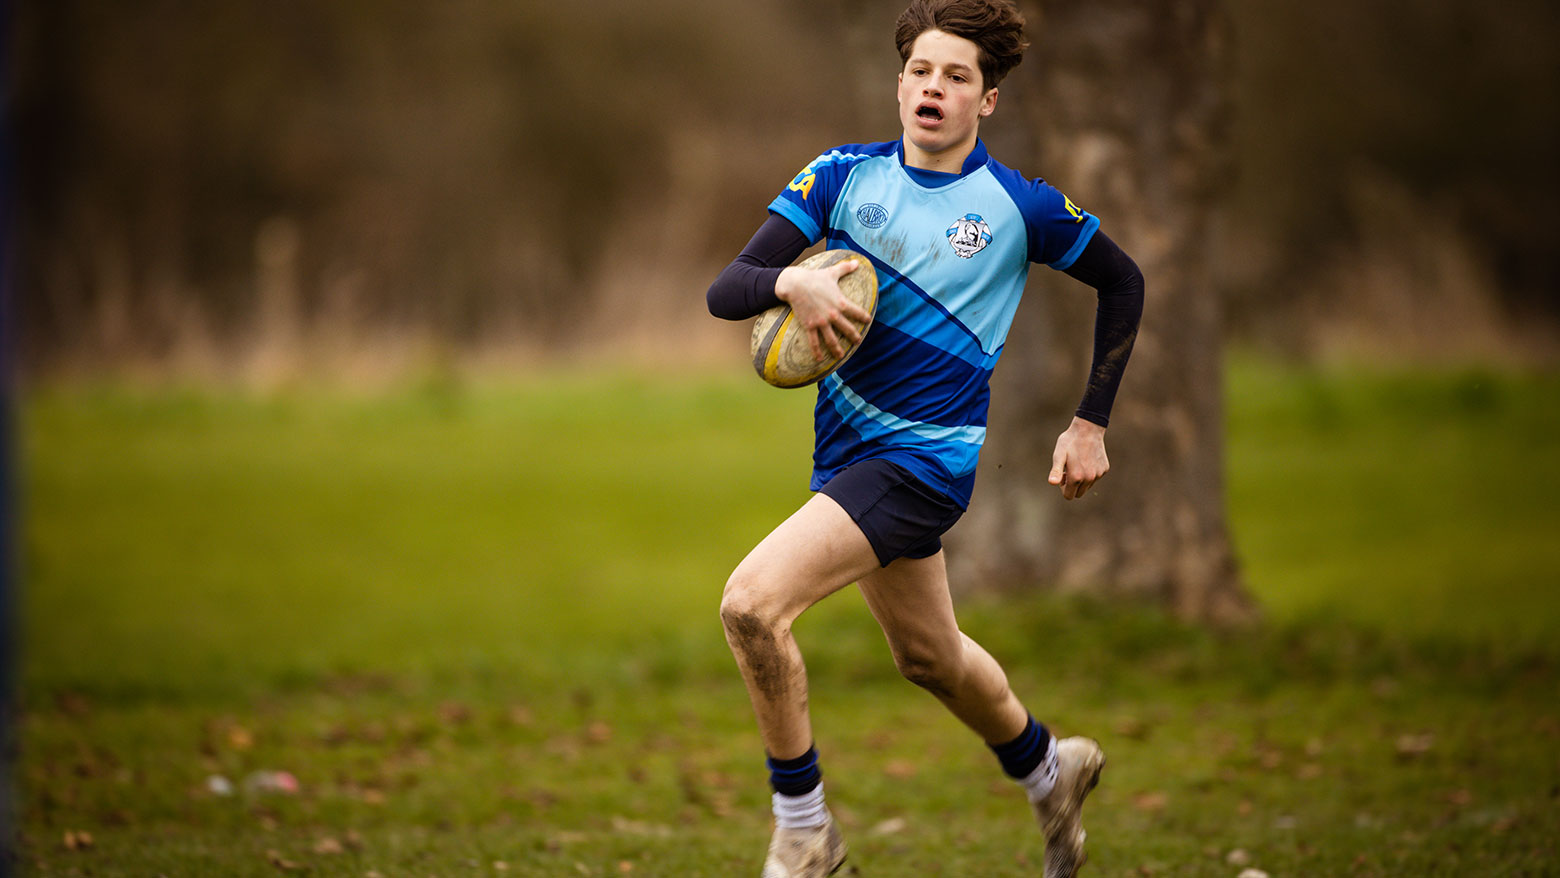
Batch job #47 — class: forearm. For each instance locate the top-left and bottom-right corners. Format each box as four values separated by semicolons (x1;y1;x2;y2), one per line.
1061;231;1144;427
706;214;812;321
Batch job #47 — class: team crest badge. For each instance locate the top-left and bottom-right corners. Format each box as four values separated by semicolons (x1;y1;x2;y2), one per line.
856;203;889;229
946;213;992;258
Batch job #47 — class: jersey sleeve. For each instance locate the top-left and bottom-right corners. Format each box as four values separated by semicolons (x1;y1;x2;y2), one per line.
765;146;862;245
1025;180;1100;270
989;163;1102;270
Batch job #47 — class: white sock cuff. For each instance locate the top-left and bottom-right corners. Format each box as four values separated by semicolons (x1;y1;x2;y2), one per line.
1020;736;1060;803
772;784;829;830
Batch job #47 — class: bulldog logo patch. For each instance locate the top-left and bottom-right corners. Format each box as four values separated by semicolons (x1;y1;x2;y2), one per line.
946;214;992;258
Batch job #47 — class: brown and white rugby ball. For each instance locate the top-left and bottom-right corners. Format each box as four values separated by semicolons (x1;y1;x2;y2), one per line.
751;249;878;388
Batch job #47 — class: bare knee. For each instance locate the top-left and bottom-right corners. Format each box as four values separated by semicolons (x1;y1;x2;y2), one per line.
720;598;769;650
719;571;800;704
891;641;962;698
719;569;782;646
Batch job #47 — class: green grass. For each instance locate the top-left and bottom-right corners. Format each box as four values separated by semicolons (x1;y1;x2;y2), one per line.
16;359;1560;876
1226;356;1560;650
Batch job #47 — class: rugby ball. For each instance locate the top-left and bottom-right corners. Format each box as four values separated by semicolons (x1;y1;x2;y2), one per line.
751;249;878;388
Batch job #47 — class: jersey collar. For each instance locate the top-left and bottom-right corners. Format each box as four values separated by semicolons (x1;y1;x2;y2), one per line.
896;138;990;189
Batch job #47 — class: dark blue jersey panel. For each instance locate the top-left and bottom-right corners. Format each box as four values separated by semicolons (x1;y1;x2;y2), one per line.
985;159;1101;269
835;322;992;429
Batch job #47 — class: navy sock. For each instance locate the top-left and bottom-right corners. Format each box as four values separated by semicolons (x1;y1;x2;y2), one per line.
767;746;823;796
989;715;1052;779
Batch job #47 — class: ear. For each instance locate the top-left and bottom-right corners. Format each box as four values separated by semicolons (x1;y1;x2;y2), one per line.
979;87;998;118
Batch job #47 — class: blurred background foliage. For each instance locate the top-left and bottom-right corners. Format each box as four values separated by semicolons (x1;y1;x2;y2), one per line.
9;0;1558;378
1218;0;1559;361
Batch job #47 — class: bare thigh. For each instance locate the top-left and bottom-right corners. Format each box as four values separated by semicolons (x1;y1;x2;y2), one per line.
855;551;963;662
724;492;882;624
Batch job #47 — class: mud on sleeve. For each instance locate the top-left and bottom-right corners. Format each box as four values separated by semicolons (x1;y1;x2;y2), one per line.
1061;231;1144;427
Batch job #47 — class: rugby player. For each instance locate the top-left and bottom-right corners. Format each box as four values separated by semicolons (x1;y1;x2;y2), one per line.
706;1;1144;874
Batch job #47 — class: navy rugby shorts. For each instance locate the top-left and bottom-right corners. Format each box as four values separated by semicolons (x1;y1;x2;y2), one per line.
818;458;965;567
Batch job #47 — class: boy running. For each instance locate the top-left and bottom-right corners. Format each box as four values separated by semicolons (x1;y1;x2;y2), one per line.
705;1;1144;875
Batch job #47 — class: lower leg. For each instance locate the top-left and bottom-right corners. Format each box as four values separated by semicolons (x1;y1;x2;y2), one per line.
855;554;1058;799
917;631;1029;745
720;606;815;760
908;630;1062;800
723;604;838;834
720;494;879;760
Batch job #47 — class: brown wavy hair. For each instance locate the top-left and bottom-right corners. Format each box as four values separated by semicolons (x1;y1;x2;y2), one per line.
894;0;1029;90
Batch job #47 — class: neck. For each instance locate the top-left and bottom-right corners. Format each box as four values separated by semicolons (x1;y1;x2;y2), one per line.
902;135;978;174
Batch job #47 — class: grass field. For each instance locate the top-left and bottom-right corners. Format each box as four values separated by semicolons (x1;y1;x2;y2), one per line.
15;357;1560;876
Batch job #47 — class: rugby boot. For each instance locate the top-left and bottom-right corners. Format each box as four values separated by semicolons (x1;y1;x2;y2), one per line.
1032;736;1106;878
760;812;847;878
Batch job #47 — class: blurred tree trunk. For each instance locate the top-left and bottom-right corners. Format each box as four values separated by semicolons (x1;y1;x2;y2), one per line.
949;0;1257;623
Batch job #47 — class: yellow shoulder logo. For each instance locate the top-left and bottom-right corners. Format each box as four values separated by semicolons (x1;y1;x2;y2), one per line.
788;172;817;201
1063;194;1084;223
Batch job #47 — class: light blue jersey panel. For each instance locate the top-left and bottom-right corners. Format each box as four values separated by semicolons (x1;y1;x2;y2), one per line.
833;154;1030;363
768;139;1098;506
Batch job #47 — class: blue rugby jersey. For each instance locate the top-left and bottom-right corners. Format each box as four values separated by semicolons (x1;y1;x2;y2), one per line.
767;138;1100;507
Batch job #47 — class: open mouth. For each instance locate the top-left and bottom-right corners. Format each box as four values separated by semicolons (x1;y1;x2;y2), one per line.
915;103;944;122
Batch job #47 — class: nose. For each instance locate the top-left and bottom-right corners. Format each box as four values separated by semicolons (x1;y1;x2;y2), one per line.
923;75;944;97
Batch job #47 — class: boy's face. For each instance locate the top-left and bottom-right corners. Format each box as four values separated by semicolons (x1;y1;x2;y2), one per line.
897;29;998;162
